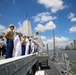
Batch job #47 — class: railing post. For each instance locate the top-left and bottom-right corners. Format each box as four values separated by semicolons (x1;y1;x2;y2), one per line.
65;60;70;75
60;54;64;64
56;49;58;62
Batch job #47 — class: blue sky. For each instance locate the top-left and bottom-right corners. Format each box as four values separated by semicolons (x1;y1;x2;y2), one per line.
0;0;76;49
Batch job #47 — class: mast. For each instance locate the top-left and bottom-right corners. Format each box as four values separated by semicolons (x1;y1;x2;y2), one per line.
26;13;28;20
53;28;56;58
26;13;29;36
47;43;48;54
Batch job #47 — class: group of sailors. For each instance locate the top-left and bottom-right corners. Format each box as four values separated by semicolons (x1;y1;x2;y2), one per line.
4;24;39;59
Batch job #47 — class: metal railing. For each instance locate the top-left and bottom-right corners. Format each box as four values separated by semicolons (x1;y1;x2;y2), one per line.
54;53;76;75
0;54;37;75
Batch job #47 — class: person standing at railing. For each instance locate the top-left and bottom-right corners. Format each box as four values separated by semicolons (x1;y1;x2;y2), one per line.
21;36;26;55
4;24;14;59
14;32;22;57
25;36;30;55
29;38;31;54
35;43;39;53
31;41;35;54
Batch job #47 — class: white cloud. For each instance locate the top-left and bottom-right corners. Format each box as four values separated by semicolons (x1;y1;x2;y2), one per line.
35;24;45;32
42;36;70;49
68;12;74;19
68;12;76;22
69;25;76;33
41;36;46;40
46;36;69;49
15;21;23;32
55;37;69;48
35;21;56;32
0;24;6;32
55;36;69;45
37;0;66;13
45;21;56;30
71;18;76;22
33;12;57;23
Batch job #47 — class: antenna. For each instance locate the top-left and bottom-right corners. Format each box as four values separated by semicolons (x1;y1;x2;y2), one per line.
26;13;28;19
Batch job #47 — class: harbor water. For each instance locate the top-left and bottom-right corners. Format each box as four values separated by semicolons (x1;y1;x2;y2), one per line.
49;50;76;61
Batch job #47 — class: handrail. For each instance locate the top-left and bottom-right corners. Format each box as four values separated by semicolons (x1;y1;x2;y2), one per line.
0;54;38;75
54;53;76;75
0;54;35;65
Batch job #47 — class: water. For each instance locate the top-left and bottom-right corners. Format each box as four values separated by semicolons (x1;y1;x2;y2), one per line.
49;50;76;61
59;50;76;61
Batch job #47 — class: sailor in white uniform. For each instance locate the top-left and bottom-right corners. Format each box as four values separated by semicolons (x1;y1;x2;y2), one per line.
14;32;22;57
25;37;30;55
31;41;35;53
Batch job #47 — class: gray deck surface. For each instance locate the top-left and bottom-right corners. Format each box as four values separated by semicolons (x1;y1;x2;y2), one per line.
41;58;61;75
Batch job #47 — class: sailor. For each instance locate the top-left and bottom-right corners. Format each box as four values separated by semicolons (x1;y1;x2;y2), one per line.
29;39;31;54
14;32;22;57
35;43;39;53
5;24;14;58
25;36;30;55
21;36;26;55
31;41;35;53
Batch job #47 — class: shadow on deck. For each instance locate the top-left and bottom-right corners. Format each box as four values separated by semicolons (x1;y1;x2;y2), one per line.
38;57;61;75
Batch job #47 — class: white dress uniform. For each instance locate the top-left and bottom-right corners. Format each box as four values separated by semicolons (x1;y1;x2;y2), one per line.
25;38;29;55
14;35;21;57
31;42;35;53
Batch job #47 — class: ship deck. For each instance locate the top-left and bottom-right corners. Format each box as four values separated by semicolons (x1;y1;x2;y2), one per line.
0;54;61;75
40;58;61;75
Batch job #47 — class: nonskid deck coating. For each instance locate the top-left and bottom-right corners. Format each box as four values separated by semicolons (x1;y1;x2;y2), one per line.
40;58;61;75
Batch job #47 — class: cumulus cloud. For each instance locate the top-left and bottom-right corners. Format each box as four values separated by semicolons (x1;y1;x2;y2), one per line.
47;36;69;45
41;36;46;40
68;12;76;22
37;0;66;13
35;24;45;32
55;36;69;48
15;21;23;32
71;18;76;22
0;24;6;32
69;25;76;33
46;36;69;49
35;21;56;32
32;12;57;23
45;21;56;30
55;36;69;45
68;12;74;19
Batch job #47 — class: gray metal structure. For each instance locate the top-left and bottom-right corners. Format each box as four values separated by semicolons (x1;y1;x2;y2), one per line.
0;54;37;75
